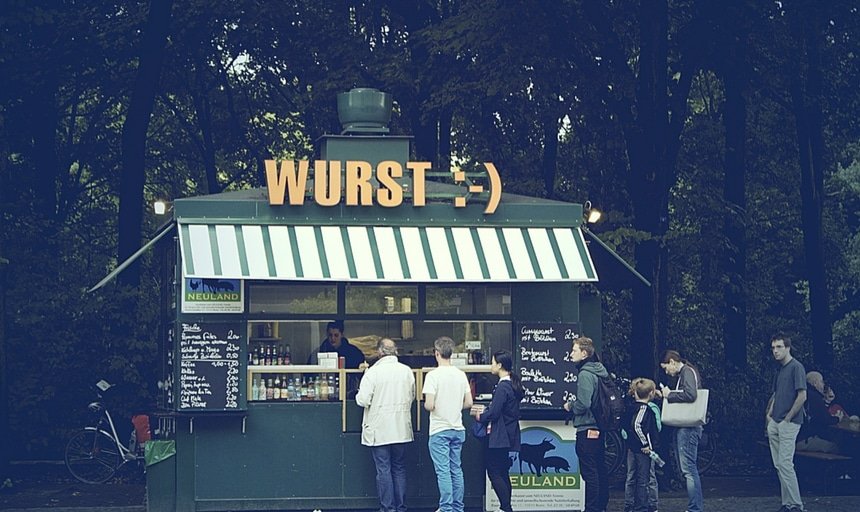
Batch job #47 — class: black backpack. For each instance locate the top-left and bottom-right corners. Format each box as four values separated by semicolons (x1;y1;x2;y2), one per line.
591;373;625;431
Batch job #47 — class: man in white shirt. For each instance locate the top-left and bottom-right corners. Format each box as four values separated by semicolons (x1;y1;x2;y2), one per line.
422;336;473;512
356;338;415;512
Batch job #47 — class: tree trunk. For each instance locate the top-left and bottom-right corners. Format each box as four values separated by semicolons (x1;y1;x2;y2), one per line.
541;114;559;199
117;0;174;288
628;0;670;379
29;81;60;220
437;107;452;173
722;48;748;369
0;112;8;477
790;2;832;373
194;66;221;194
0;232;8;480
411;110;438;165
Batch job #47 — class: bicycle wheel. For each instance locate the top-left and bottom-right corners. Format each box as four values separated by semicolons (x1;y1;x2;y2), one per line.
697;429;716;475
65;428;122;484
603;430;625;476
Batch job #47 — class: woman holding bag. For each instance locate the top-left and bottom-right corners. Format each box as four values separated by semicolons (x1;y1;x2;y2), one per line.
471;350;522;512
657;349;704;512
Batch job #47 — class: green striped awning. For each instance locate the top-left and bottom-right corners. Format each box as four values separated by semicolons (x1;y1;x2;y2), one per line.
178;223;597;282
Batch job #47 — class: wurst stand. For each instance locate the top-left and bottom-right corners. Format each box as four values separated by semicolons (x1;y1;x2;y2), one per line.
94;89;641;512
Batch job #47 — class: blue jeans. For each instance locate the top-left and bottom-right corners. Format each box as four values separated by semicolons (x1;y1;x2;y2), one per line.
371;443;408;512
428;429;466;512
676;426;703;512
625;450;658;511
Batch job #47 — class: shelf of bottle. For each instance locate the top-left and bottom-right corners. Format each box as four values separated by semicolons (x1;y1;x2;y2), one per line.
248;365;347;373
249;337;283;342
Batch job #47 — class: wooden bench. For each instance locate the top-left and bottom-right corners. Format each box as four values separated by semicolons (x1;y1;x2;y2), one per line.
793;450;853;495
756;440;853;495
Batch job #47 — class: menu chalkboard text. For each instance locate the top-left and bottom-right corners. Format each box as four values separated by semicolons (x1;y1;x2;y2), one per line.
517;322;580;409
179;322;243;410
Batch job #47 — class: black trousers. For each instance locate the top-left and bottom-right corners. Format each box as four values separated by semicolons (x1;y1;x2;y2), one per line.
486;447;514;512
576;429;608;512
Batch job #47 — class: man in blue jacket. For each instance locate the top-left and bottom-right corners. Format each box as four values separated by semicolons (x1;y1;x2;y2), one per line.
564;337;609;512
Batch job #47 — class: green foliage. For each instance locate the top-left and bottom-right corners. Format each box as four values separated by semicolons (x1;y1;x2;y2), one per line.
1;0;860;461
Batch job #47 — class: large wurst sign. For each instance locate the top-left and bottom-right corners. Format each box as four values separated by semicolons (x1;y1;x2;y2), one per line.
264;159;502;214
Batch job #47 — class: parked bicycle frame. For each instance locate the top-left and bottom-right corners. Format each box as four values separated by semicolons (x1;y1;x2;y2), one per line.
603;375;716;480
64;380;146;484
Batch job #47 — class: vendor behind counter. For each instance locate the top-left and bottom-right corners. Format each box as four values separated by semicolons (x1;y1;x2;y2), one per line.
308;321;366;396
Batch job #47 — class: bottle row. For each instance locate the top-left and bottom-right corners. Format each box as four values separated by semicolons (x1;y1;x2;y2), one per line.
250;344;291;366
251;374;339;401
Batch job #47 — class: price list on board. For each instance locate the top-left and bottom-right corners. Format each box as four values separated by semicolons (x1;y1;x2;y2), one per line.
179;322;243;410
517;322;580;409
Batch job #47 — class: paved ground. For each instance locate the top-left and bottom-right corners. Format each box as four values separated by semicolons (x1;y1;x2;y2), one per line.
1;461;858;511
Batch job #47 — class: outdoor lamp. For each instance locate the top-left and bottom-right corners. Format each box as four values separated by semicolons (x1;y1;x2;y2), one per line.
153;199;170;215
584;200;603;224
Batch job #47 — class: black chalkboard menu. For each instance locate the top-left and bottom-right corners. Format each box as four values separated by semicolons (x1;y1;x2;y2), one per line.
179;322;243;411
517;322;581;409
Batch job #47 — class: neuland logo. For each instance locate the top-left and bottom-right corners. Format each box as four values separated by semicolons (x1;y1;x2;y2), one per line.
185;279;241;302
264;159;502;214
510;427;579;489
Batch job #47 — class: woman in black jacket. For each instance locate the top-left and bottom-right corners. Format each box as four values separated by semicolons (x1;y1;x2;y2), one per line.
472;350;522;512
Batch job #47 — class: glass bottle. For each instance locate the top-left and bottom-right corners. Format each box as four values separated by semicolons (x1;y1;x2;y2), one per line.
273;376;282;400
251;345;259;366
287;377;296;402
331;375;339;400
259;378;267;401
251;378;260;401
284;344;291;365
266;378;275;400
320;375;329;400
307;378;315;401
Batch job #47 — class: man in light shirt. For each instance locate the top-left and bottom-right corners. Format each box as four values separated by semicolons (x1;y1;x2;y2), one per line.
422;336;473;512
356;338;415;512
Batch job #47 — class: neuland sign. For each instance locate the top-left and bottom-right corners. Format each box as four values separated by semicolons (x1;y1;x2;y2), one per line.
264;159;502;214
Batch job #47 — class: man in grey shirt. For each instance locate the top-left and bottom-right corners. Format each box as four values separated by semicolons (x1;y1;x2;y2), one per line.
766;334;807;512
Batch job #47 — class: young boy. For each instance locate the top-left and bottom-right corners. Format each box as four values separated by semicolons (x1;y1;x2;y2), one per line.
623;385;662;512
623;378;661;512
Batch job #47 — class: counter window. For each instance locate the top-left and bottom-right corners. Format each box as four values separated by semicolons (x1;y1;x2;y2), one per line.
345;285;418;314
249;284;337;314
248;319;512;370
426;285;511;315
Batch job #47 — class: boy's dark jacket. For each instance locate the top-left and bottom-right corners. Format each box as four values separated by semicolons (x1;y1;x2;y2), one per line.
480;379;522;450
623;401;660;452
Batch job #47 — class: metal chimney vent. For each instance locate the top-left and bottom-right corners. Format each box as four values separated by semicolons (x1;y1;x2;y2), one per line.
337;88;392;134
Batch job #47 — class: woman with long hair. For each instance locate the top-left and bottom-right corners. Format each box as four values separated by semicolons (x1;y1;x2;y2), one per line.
472;350;522;512
658;349;704;512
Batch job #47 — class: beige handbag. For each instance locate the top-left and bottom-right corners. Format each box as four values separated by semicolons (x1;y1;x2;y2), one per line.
662;369;708;427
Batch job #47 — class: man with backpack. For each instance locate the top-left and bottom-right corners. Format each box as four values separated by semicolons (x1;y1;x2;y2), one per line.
564;336;610;512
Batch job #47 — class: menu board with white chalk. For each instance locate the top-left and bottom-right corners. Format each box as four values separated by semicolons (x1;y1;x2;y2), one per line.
517;322;581;409
178;322;243;411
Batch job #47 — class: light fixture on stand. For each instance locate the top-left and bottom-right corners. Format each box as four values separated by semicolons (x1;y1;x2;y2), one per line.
584;200;602;224
153;199;172;215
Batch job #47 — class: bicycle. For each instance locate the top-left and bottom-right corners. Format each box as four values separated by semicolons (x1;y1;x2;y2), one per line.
64;380;145;484
603;375;717;480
